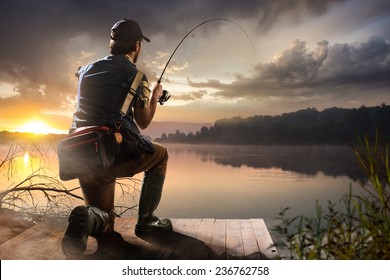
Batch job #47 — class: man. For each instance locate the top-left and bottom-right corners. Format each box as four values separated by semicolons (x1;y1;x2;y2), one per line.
62;19;172;257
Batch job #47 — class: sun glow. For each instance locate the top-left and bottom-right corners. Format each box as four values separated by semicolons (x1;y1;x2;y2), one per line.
15;120;63;135
23;151;30;166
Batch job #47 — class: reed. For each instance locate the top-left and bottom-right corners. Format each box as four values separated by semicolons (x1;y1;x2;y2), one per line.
274;133;390;259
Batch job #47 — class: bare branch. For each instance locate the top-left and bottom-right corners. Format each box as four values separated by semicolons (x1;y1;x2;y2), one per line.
1;143;140;219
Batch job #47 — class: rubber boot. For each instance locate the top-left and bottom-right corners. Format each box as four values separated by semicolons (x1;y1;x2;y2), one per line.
135;172;172;235
62;205;109;258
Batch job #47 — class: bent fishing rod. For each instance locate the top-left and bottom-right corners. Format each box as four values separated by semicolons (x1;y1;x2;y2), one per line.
157;18;256;105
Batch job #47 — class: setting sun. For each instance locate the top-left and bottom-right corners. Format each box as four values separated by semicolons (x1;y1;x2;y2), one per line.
15;120;64;135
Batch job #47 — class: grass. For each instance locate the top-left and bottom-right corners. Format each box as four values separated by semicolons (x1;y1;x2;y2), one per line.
273;133;390;259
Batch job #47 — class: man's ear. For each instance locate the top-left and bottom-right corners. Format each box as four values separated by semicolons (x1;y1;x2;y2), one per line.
135;40;141;52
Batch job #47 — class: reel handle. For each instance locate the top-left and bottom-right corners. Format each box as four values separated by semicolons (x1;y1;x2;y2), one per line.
158;90;170;105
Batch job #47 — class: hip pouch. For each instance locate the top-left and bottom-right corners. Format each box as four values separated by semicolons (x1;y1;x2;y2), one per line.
57;126;120;181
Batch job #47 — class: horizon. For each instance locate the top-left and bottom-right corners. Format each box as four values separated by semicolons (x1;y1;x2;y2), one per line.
0;0;389;134
1;103;387;138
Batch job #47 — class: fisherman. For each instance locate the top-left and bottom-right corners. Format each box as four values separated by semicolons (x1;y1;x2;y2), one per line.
61;19;172;257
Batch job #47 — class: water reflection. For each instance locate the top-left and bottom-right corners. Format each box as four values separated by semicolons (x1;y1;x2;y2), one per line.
23;151;30;166
0;143;364;224
166;144;364;182
156;144;361;223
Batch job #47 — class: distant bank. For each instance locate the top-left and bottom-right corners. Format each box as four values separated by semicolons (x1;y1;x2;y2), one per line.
1;104;388;145
0;121;212;144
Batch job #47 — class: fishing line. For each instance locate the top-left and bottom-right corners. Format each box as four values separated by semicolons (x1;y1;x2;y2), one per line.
157;18;257;83
181;33;196;68
156;18;269;148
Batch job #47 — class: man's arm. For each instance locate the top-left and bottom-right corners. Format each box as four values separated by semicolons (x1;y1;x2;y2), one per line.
134;83;163;130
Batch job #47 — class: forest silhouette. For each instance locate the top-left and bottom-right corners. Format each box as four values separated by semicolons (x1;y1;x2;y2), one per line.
156;104;390;145
0;104;388;146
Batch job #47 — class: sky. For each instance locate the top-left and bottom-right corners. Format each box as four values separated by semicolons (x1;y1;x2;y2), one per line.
0;0;389;134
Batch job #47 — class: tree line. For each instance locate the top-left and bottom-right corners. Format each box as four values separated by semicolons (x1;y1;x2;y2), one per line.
155;104;390;145
0;131;65;144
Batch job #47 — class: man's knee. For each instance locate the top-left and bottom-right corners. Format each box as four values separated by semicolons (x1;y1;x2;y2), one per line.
150;143;168;175
153;143;169;161
161;146;169;162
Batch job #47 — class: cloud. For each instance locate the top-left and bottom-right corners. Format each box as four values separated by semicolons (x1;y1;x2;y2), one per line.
252;0;346;32
259;39;329;88
0;0;388;127
174;90;208;101
0;0;341;100
188;36;390;104
323;36;390;85
141;0;347;35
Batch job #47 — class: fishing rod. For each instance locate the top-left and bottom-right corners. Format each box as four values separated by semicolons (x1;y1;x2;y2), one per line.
157;18;256;105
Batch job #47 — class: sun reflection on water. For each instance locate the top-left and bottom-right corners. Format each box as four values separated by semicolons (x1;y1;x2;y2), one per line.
23;151;29;166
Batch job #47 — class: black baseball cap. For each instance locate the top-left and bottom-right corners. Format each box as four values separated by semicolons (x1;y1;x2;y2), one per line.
110;19;150;42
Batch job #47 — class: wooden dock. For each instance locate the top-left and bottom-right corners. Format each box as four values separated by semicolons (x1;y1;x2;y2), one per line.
0;218;278;260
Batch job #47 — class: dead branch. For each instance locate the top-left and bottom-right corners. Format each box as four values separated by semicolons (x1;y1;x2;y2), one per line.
1;143;140;218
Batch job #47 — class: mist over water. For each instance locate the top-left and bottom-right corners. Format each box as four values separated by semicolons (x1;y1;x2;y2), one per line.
0;143;363;227
156;144;363;225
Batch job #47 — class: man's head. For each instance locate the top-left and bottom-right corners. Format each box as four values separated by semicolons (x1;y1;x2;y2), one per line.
109;19;150;61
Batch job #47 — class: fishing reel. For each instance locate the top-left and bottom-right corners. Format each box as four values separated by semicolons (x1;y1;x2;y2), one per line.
158;90;170;105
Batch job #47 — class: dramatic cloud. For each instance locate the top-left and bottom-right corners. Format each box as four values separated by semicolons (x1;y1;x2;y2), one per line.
0;0;389;126
189;36;390;105
0;0;347;100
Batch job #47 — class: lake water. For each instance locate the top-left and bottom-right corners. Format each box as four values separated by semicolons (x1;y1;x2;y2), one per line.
156;144;363;225
0;143;364;228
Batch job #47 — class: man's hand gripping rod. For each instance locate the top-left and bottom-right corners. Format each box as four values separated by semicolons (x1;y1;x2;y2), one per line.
157;57;171;105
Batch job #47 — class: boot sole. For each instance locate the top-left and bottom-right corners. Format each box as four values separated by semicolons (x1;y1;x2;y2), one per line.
135;220;173;236
61;206;89;257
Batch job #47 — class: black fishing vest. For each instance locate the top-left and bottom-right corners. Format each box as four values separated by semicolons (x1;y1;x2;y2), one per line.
71;55;146;135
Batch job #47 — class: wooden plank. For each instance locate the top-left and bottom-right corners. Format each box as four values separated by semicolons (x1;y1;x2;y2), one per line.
107;217;141;259
1;224;52;259
24;222;65;260
136;230;168;260
250;219;278;259
82;217;141;260
134;218;190;260
169;219;201;260
240;219;262;260
0;223;46;256
112;217;141;259
156;218;180;260
209;219;227;259
138;218;202;260
136;218;199;260
0;218;276;260
226;219;244;259
57;217;140;260
31;217;130;259
189;218;215;259
0;219;65;260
